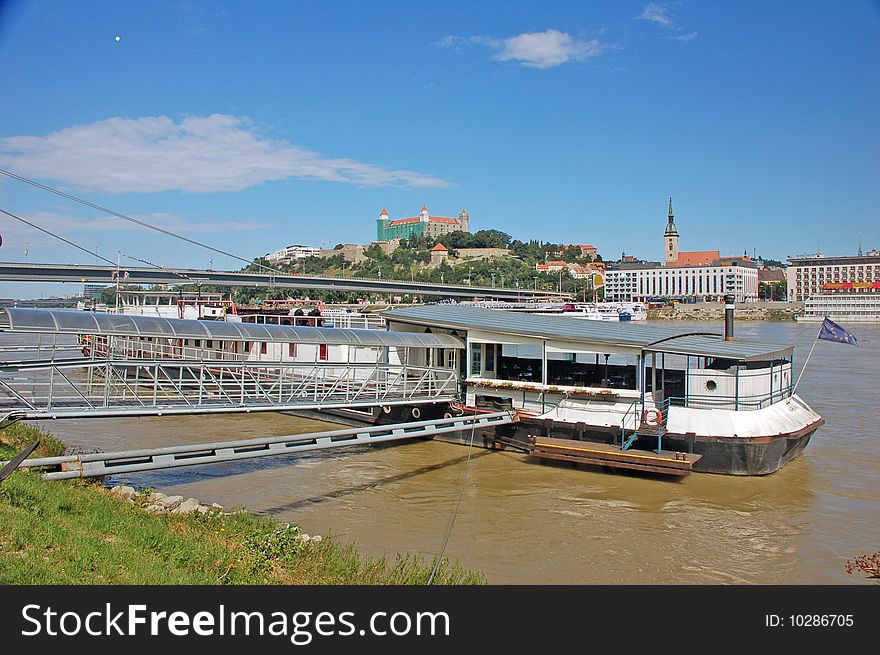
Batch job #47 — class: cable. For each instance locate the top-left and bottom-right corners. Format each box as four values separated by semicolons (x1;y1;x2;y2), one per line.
426;406;479;585
0;207;117;266
121;252;191;280
0;168;281;274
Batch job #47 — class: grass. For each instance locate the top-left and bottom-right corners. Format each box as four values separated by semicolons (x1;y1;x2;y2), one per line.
0;426;485;585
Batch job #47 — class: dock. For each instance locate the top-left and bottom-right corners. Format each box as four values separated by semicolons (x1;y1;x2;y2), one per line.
528;436;701;476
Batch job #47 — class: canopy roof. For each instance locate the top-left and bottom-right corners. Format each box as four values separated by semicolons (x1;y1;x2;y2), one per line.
381;305;792;361
0;308;463;349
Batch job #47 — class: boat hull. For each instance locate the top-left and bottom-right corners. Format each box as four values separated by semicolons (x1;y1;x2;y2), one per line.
469;414;822;475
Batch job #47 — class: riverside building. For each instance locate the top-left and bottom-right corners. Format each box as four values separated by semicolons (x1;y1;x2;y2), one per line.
605;199;758;303
786;251;880;302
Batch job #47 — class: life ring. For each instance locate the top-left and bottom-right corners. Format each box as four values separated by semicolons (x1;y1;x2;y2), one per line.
643;408;663;426
411;407;421;419
381;405;392;414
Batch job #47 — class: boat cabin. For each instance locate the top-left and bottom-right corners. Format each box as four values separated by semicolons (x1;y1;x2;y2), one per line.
381;305;793;414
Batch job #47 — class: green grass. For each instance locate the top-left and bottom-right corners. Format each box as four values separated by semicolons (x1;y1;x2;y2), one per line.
0;429;484;585
0;421;66;458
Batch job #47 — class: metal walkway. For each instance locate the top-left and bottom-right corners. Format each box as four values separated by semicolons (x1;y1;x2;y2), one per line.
0;307;462;420
0;358;459;420
5;411;517;480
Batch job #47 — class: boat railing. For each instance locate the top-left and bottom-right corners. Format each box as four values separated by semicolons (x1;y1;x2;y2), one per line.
667;387;791;411
621;397;671;453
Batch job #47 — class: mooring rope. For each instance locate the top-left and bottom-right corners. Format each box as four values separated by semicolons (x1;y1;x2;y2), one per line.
426;406;479;585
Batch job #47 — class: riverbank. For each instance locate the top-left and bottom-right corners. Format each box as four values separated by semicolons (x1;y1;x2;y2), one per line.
0;424;484;585
648;301;803;321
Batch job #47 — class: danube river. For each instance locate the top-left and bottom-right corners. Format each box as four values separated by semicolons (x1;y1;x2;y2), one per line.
12;320;879;584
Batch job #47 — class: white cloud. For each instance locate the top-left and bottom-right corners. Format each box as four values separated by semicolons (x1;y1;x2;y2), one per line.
0;115;450;194
638;3;674;28
674;31;698;42
438;30;605;69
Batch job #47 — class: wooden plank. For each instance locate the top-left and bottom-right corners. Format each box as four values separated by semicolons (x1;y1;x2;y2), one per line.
531;437;700;470
529;450;691;476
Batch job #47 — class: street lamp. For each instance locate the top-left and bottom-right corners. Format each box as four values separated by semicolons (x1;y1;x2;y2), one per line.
468;267;474;286
491;273;495;288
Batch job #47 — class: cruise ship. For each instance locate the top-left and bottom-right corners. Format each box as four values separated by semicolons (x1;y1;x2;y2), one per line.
797;294;880;323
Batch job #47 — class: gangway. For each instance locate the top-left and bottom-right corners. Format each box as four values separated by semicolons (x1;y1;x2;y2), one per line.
0;308;463;420
4;411;517;480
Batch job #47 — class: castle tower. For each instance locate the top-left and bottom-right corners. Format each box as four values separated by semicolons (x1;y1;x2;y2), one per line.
459;208;470;233
664;197;679;265
419;204;429;223
376;208;389;241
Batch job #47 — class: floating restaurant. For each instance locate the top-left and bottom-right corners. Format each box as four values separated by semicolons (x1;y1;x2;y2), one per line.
380;302;824;475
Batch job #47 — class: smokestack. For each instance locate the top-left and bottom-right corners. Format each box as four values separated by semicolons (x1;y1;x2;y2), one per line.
724;294;735;341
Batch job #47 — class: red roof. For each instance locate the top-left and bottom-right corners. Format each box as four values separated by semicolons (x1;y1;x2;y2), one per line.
387;217;420;226
667;250;721;267
421;205;428;212
387;215;461;226
431;243;448;252
380;208;388;216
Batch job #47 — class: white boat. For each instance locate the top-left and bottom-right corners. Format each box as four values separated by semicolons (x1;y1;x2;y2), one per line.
461;300;647;321
797;294;880;323
561;302;647;321
380;304;823;475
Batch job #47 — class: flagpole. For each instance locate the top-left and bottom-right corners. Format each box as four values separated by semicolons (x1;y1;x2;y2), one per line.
792;320;824;395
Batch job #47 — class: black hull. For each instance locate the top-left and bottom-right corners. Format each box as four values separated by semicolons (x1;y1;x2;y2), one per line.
450;415;823;476
294;403;822;476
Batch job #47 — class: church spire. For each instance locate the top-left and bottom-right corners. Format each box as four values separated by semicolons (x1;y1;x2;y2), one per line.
664;197;678;237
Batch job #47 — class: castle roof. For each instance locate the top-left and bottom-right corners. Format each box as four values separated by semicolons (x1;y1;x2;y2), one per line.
387;215;461;226
431;243;449;252
380;208;388;216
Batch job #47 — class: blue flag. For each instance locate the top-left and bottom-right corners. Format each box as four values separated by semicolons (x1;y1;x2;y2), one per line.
818;317;858;346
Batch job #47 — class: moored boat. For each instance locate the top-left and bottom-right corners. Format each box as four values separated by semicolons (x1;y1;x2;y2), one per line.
379;303;823;475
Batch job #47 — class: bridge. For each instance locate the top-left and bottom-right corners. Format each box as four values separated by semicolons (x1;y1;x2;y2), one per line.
0;262;564;301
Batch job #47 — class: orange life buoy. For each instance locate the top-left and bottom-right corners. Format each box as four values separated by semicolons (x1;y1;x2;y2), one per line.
643;408;663;426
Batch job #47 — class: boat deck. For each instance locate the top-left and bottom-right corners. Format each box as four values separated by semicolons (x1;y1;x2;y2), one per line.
528;436;702;476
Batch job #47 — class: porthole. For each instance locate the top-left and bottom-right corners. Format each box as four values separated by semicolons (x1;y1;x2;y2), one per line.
706;380;717;391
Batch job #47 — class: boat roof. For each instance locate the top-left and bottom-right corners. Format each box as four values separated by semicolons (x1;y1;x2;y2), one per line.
380;305;793;361
0;308;463;349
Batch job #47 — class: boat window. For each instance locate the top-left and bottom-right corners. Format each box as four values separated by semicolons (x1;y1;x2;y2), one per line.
319;344;328;361
261;342;267;355
243;341;250;353
288;342;297;358
485;344;495;372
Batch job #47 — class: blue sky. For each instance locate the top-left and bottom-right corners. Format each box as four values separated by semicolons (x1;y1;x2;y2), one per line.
0;1;878;298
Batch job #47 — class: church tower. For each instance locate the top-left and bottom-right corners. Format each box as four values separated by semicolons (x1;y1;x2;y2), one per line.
664;197;679;265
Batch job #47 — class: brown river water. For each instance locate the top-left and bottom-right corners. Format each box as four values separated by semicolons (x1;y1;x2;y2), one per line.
6;320;878;583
